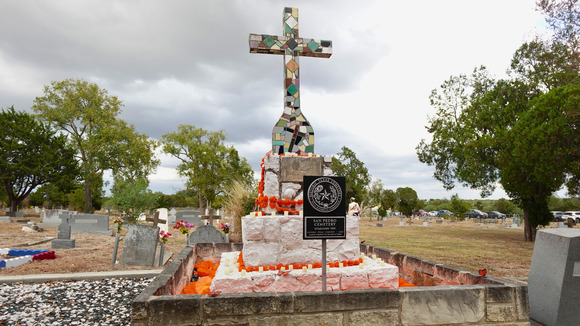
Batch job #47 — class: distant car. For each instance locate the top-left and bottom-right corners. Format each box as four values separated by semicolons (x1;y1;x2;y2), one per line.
551;211;565;222
413;210;427;217
428;211;438;217
562;211;580;223
465;209;488;219
437;210;453;217
486;211;506;219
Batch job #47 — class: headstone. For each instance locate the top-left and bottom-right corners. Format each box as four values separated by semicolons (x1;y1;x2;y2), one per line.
250;7;332;155
176;209;201;227
6;211;23;218
188;225;224;243
39;209;74;227
513;217;521;227
156;208;169;233
61;214;113;235
168;208;177;224
121;224;159;266
52;216;75;249
528;228;580;326
57;218;71;239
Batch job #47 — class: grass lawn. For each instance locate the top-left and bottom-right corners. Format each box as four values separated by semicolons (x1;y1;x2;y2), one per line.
359;217;538;278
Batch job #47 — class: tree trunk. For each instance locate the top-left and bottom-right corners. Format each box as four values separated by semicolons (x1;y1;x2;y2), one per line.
199;194;208;216
523;208;536;242
84;182;93;213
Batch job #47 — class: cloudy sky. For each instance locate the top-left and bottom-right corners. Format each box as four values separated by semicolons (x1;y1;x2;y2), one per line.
0;0;549;200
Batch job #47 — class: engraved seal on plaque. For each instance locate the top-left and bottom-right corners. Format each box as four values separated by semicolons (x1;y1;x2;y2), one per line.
307;177;343;213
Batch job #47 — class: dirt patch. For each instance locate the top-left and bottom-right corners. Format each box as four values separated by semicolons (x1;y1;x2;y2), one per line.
0;215;195;276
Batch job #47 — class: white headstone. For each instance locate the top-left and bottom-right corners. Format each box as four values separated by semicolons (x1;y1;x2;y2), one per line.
157;208;169;233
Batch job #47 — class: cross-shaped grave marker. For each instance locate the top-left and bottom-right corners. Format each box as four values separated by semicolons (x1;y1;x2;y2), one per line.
250;7;332;155
145;211;166;228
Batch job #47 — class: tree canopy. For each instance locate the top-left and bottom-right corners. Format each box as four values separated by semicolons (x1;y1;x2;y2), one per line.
396;187;419;217
161;125;253;213
0;107;78;211
32;78;159;212
332;146;371;203
417;0;579;241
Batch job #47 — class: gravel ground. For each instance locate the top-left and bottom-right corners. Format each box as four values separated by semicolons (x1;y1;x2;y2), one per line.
0;278;153;326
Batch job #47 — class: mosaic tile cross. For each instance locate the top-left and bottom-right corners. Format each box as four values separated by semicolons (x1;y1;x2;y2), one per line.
249;7;332;155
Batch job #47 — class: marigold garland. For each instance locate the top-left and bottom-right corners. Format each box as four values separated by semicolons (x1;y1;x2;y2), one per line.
181;256;415;295
253;153;315;216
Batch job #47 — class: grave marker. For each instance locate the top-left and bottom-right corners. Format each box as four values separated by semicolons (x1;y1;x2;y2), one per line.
528;228;580;325
62;214;113;235
188;225;224;244
121;224;159;266
176;209;201;227
51;215;75;249
156;208;169;233
250;7;332;154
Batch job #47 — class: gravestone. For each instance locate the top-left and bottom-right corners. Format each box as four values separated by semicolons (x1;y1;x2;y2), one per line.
168;208;177;224
121;224;159;266
156;208;169;233
39;209;74;227
249;7;334;214
188;225;224;243
61;214;113;235
512;217;521;228
6;211;23;218
176;209;201;227
51;216;76;249
528;228;580;326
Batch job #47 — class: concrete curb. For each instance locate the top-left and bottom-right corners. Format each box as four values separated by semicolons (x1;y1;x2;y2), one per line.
0;269;163;284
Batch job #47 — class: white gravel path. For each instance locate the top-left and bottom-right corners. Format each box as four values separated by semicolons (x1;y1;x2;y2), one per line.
0;278;153;326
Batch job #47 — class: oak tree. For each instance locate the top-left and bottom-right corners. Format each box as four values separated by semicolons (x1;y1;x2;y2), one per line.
33;79;159;212
0;107;78;211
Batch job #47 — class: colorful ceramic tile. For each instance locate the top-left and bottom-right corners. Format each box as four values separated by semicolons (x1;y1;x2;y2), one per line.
249;7;332;155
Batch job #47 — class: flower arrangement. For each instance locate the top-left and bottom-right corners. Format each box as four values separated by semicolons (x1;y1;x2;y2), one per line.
159;230;172;244
173;220;194;235
113;217;123;233
219;222;231;234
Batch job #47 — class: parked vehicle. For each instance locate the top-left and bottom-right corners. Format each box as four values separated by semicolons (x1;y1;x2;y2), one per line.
413;210;427;217
551;211;565;222
437;210;453;217
486;211;506;219
428;211;438;217
562;211;580;223
465;209;488;219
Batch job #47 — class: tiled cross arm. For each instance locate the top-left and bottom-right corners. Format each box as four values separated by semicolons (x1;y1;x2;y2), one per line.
249;34;332;58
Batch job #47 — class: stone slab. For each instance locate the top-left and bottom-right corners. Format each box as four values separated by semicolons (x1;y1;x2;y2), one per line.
188;225;224;243
62;214;113;235
6;211;23;218
280;156;323;182
57;217;71;239
51;239;76;249
210;251;399;294
121;224;159;267
39;209;74;227
400;286;485;325
0;217;13;223
528;228;580;326
175;210;202;227
242;215;359;267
